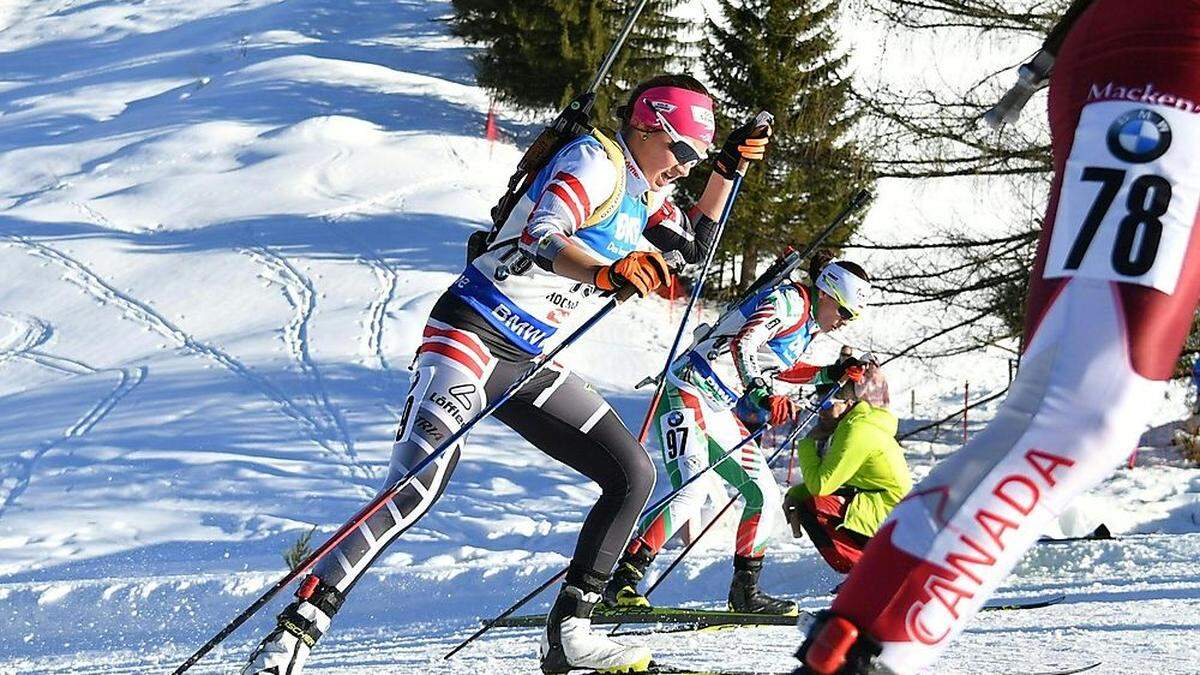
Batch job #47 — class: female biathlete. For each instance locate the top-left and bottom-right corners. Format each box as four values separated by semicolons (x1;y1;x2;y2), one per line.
797;1;1200;673
240;74;772;675
604;257;872;614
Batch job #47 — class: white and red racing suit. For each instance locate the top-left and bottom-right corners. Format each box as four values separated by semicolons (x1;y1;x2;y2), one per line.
802;2;1200;673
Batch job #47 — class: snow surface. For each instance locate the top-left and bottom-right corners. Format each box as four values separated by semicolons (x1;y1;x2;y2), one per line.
1;1;1198;673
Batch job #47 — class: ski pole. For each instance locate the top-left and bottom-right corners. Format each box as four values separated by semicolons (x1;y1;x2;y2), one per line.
608;387;839;635
587;0;650;94
173;288;635;675
444;566;567;660
449;391;825;657
446;371;848;656
634;112;773;445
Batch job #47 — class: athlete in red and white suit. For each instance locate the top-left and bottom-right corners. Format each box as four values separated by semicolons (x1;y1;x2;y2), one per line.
798;2;1200;673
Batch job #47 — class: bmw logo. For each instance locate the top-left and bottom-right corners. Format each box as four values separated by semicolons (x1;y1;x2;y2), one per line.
667;411;684;427
1107;109;1172;163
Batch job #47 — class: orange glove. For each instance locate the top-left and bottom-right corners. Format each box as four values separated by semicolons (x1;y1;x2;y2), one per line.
765;394;799;426
594;251;671;297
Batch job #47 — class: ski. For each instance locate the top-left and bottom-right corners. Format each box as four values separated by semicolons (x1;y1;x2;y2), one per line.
494;593;1059;632
610;595;1062;637
489;605;812;629
614;619;811;634
981;594;1065;612
605;661;1102;675
1038;524;1113;544
1027;662;1102;675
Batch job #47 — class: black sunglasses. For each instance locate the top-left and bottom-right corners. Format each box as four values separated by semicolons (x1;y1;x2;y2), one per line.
837;304;856;321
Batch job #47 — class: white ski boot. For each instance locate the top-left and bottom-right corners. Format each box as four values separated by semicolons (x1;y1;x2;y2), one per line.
539;583;653;674
242;578;340;675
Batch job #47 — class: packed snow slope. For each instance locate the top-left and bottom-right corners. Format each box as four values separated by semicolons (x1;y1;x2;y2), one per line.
1;1;1198;673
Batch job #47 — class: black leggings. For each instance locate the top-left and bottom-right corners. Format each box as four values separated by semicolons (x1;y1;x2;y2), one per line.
309;314;655;597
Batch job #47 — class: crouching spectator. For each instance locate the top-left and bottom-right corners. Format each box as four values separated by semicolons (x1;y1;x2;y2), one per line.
783;363;910;573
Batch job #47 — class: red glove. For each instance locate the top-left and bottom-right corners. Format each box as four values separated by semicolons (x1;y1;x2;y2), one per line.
595;250;671;297
765;394;799;426
777;361;822;384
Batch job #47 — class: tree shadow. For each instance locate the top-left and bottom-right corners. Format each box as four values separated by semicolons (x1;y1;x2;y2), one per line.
0;211;484;273
0;0;481;153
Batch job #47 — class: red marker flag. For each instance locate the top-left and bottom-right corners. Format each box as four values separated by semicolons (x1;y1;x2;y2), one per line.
485;101;497;157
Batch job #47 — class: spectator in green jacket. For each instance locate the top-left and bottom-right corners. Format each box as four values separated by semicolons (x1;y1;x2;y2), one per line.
783;362;911;573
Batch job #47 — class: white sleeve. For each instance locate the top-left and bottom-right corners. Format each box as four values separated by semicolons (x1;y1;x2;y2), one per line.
518;140;618;264
730;287;811;385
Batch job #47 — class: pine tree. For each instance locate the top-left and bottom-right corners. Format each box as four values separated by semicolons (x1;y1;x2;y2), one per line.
450;0;691;122
698;0;872;289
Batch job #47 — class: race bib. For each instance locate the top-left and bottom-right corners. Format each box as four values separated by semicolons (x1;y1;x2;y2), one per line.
659;407;697;463
1044;101;1200;295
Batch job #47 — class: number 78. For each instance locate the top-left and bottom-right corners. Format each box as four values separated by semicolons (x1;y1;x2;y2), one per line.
1065;167;1172;276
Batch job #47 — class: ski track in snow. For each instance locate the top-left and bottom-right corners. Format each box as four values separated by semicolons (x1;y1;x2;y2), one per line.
243;245;368;484
362;248;399;373
0;311;50;368
319;215;400;374
1;235;375;490
0;313;146;519
316;175;462;398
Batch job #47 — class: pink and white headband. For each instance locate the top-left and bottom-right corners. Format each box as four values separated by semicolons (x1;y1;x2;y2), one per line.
630;86;716;145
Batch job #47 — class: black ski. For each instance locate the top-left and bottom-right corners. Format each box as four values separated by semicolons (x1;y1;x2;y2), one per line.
489;605;811;629
607;661;1101;675
496;593;1059;633
1027;662;1102;675
1038;523;1113;544
611;595;1063;637
981;594;1066;612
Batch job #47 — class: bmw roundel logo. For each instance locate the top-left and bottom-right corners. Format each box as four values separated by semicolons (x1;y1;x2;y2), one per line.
667;411;684;427
1107;109;1172;163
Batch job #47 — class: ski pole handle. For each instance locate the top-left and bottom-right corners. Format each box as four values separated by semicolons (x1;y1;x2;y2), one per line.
763;379;848;467
984;50;1054;129
734;110;774;176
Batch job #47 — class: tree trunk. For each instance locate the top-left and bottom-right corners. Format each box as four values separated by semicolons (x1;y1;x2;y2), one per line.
738;241;759;290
